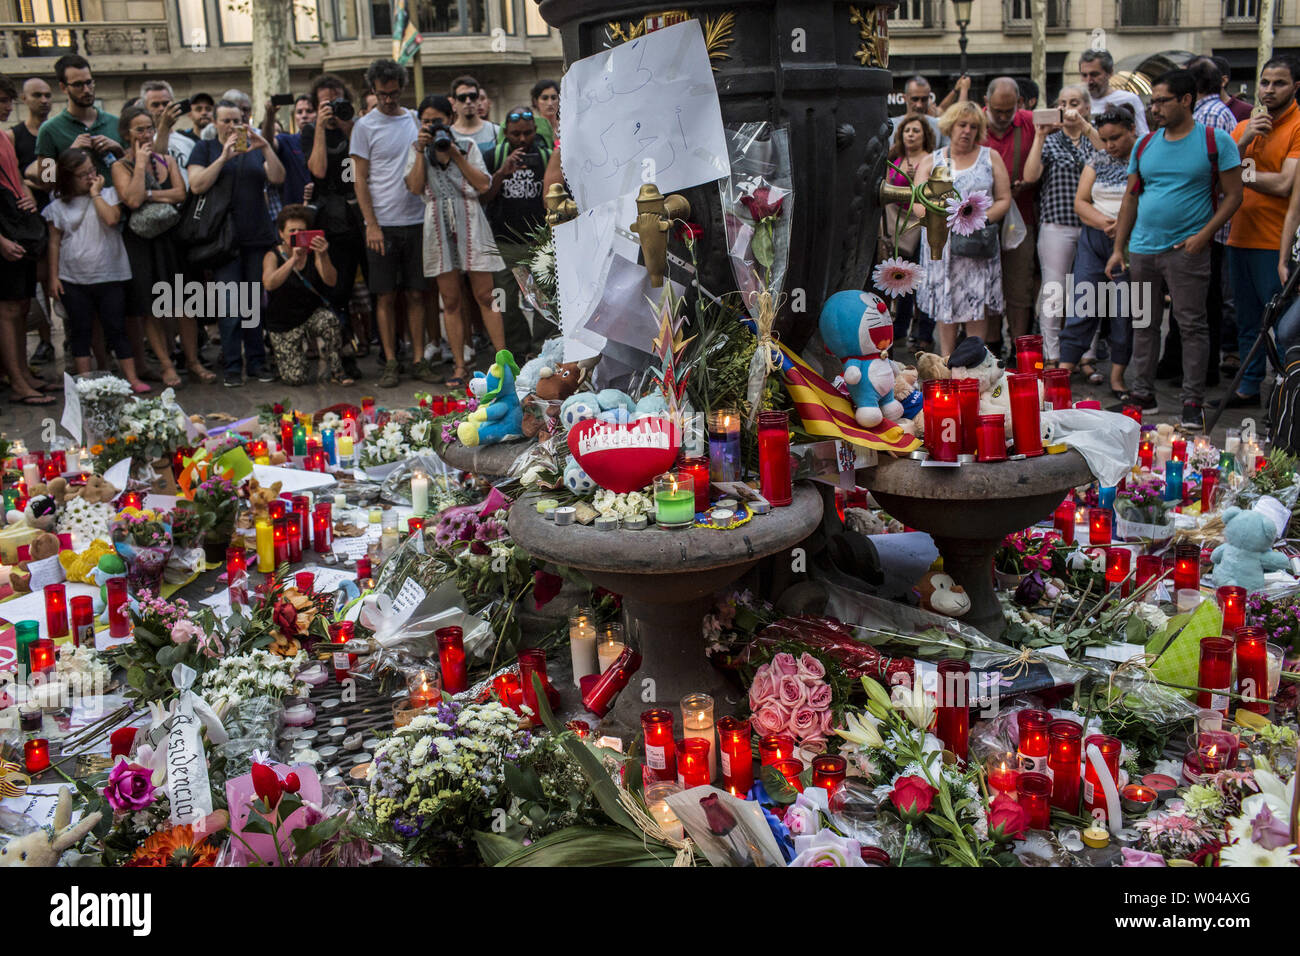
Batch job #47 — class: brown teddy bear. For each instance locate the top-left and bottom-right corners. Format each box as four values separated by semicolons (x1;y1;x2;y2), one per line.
521;360;588;439
237;478;283;529
6;531;62;593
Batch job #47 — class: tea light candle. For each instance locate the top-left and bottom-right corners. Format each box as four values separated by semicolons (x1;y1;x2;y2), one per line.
681;693;716;782
411;470;429;516
568;608;598;686
707;410;741;483
1120;783;1158;814
654;472;695;529
24;738;51;773
408;669;439;709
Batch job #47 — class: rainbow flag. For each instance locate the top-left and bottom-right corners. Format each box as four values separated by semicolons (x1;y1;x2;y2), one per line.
776;342;920;454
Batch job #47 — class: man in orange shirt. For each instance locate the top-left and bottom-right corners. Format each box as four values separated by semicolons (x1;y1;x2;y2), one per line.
1223;56;1300;408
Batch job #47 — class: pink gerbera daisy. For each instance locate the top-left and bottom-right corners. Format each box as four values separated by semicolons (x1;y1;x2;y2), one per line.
871;257;924;298
945;190;993;236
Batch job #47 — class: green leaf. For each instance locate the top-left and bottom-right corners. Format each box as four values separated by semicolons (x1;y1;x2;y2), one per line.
289;813;347;858
241;813;275;836
493;825;681;867
503;763;546;804
760;764;799;805
473;829;525;865
126;665;147;690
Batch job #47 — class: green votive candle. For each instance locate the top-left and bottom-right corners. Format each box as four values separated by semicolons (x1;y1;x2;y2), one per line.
15;619;40;676
654;472;696;529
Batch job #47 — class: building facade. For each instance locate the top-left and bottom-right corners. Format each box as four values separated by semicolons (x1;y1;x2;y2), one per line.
1;0;563;125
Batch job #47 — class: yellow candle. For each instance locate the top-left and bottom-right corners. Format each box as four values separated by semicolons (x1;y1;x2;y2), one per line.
338;435;354;457
256;519;273;572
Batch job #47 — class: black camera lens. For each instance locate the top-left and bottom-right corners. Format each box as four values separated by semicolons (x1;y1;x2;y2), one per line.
330;98;354;122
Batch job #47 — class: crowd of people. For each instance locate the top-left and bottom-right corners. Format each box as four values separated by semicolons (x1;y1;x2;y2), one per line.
885;49;1300;432
0;55;564;405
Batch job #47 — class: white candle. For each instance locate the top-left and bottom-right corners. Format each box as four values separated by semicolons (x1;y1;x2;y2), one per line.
22;462;40;487
1154;445;1172;471
597;639;625;673
681;693;716;782
569;612;598;686
411;471;429;516
649;800;684;842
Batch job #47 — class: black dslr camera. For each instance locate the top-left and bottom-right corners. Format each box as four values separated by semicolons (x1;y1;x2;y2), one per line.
329;97;354;122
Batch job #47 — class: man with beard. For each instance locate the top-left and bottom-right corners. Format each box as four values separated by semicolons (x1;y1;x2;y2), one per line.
1079;49;1148;136
29;55;123;183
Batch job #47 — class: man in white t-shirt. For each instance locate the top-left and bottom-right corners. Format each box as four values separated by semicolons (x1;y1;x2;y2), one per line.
1080;49;1149;136
350;58;434;388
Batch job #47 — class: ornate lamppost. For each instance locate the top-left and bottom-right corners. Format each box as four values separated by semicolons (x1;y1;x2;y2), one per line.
953;0;973;75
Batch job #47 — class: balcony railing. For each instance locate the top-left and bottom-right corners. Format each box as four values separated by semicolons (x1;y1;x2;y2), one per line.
1116;0;1180;27
1222;0;1283;28
1003;0;1070;32
890;0;946;30
0;20;170;59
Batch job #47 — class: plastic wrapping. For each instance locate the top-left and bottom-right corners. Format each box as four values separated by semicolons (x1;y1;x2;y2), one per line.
664;785;785;867
378;454;457;507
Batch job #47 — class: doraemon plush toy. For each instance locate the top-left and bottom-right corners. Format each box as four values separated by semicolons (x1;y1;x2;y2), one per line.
457;351;524;447
819;290;903;427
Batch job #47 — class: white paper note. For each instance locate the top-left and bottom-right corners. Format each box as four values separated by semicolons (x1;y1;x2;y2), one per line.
25;553;65;592
391;577;427;615
61;372;81;442
102;458;132;493
559;19;730;211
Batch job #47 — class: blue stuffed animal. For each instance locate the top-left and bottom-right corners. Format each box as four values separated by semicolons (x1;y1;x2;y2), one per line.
818;290;903;428
457;350;524;447
1211;506;1290;592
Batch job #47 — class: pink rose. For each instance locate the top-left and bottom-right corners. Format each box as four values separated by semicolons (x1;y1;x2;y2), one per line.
170;619;202;644
103;759;157;812
778;674;808;709
770;652;799;678
790;705;821;739
819;708;834;734
753;703;786;736
748;669;776;709
807;682;833;710
798;736;828;757
797;653;826;681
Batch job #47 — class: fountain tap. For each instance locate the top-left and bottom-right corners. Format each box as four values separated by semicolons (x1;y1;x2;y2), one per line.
544;183;578;227
629;182;691;288
877;163;958;260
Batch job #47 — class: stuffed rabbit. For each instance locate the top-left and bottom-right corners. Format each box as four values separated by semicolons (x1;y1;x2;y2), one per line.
0;786;102;866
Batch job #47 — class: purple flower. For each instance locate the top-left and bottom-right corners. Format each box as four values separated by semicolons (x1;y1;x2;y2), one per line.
103;759;157;813
945;190;992;236
1250;805;1293;850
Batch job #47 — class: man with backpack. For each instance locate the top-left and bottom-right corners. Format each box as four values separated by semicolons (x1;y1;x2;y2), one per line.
481;107;551;361
1105;68;1242;431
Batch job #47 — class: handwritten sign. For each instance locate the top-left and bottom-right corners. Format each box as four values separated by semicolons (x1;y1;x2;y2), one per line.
391;577;427;616
559;19;730;212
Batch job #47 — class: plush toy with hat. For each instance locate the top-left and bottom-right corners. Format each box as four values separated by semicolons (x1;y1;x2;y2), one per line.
946;336;1044;434
818;290;903;428
1211;506;1290;592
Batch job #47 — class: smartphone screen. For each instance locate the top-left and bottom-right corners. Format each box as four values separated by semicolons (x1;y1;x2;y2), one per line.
234;126;249;152
271;93;295;107
1032;108;1063;126
175;98;191;115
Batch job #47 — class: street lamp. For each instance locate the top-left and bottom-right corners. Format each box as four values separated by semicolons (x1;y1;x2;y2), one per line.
952;0;973;75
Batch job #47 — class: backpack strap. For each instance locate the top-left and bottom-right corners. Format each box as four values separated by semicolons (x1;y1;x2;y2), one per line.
1130;131;1157;196
1205;124;1219;213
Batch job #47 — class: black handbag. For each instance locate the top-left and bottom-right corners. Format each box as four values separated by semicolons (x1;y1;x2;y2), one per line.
950;222;1000;259
0;188;48;260
175;161;237;268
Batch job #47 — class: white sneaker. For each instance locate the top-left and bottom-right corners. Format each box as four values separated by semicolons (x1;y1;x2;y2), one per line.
423;343;436;361
464;344;475;362
439;344;453;364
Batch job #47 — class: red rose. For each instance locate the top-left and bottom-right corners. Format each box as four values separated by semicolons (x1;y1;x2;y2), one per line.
110;726;139;759
675;221;703;242
272;403;284;415
272;599;298;641
890;775;937;821
532;569;563;610
987;794;1029;842
250;762;283;810
740;186;784;221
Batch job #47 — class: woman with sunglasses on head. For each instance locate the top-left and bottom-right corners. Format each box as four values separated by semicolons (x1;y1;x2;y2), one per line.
449;75;499;152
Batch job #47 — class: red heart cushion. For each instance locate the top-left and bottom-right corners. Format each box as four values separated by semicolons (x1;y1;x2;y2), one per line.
567;416;680;494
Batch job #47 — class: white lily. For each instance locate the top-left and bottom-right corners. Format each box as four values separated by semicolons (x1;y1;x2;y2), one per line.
1252;761;1296;818
834;711;885;749
892;680;935;732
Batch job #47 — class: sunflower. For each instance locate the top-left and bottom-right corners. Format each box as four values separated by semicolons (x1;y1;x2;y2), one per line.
126;825;219;867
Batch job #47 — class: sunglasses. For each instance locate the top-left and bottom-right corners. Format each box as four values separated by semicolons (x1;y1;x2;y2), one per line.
455;91;479;102
507;110;534;122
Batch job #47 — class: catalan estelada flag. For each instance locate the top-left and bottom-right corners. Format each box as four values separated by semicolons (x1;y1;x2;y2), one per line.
777;342;921;454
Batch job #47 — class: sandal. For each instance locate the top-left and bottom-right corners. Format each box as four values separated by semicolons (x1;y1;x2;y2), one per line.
328;376;356;387
15;392;56;405
444;368;469;390
161;367;183;388
1077;360;1104;385
188;364;217;385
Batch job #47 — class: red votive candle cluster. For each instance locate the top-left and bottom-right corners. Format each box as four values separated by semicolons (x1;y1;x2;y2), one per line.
679;455;711;514
935;658;971;764
1083;733;1122;824
1235;626;1270;715
955;379;981;455
437;626;468;695
44;583;68;640
1047;719;1083;812
1197;636;1234;715
1088;507;1111;545
1217;585;1245;635
1016;709;1050;774
641;709;677;782
757;411;793;506
227;547;248;606
1007;372;1043;457
717;716;754;796
1053;499;1076;544
976;414;1008;462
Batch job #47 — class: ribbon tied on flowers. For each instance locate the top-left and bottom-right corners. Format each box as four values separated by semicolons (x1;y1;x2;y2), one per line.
0;758;31;799
166;663;225;826
744;289;787;424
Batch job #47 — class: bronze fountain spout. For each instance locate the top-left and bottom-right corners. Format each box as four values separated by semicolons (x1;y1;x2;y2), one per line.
877;162;958;260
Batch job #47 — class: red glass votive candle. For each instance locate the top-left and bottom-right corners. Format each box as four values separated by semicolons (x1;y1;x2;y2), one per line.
310;450;327;472
267;499;287;522
1015;334;1044;378
286;518;302;563
758;733;795;766
770;757;804;793
717;716;754;797
1196;730;1237;774
249;440;268;459
1007;372;1043;457
1083;733;1122;823
355;557;372;585
1018;772;1052;829
1047;719;1083;812
678;738;712;788
1173;543;1200;593
935;658;971;764
1235;626;1270;715
1138;439;1154;470
272;518;289;567
44;583;68;640
121;491;144;510
1197;636;1234;714
811;754;847;796
280;417;294;454
227;547;248;606
580;647;642;718
106;576;130;638
976;414;1008;462
1016;709;1050;774
24;738;50;774
987;752;1019;799
518;648;550;725
679;455;711;514
29;637;56;676
1135;554;1163;589
1043;367;1072;410
329;621;356;683
437;626;468;695
407;516;425;535
1121;404;1143;425
757;411;793;506
70;595;94;648
641;709;678;782
1217;585;1246;635
1088;507;1111;545
295;570;315;593
1105;548;1132;597
955;379;981;455
921;380;941;455
292;493;311;535
492;672;522;711
313;511;332;554
1200;467;1219;512
927;382;961;462
1171;439;1187;463
1053;499;1076;544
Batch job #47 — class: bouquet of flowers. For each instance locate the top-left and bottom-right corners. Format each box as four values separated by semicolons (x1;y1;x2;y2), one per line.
113;388;189;463
994;529;1061;577
361;408;438;467
112;510;172;549
199;648;308;714
1245;591;1300;655
748;652;835;751
112;592;222;703
1114;476;1171;525
76;374;133;441
191;475;239;552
